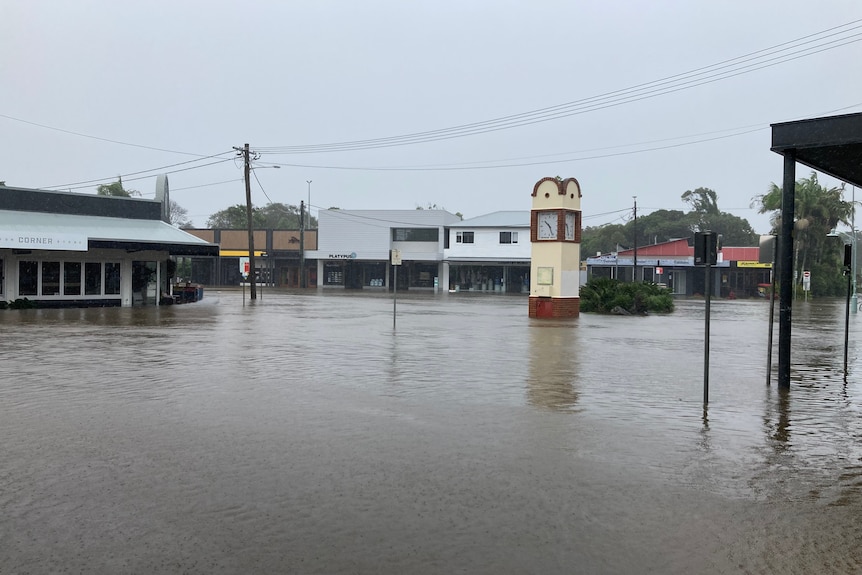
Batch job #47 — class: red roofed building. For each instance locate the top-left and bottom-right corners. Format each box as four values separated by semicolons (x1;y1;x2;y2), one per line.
585;238;772;298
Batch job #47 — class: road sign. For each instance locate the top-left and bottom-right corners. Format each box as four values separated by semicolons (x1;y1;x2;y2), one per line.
240;256;250;277
656;266;664;274
803;270;811;291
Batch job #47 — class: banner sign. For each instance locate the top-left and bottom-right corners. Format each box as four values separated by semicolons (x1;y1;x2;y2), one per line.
0;232;88;251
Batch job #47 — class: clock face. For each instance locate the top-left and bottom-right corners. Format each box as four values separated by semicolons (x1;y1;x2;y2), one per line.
537;211;558;240
565;212;575;240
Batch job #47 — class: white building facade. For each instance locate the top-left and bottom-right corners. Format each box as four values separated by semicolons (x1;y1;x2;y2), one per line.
445;211;531;293
306;209;462;290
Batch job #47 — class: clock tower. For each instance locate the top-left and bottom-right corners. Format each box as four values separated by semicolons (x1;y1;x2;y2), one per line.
529;177;582;318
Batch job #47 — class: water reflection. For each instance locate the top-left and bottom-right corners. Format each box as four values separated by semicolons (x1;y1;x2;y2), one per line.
764;386;792;450
527;321;580;411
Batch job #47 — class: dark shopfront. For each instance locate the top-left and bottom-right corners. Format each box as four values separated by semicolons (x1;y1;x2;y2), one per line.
324;260;388;289
322;260;440;290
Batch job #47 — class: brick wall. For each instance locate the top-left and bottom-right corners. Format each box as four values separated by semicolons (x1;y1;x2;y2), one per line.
528;296;580;318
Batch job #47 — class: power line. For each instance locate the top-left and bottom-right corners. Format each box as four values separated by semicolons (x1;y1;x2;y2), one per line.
256;20;862;154
171;178;245;191
0;113;228;157
260;99;862;173
267;126;769;172
60;158;235;191
42;151;236;189
252;168;274;204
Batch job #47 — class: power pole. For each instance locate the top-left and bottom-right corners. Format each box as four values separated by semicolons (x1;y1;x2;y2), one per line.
306;180;312;229
632;196;638;282
300;200;306;288
235;143;258;300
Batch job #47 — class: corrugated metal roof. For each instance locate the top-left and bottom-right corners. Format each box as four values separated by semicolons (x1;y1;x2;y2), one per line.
451;211;529;228
0;210;216;253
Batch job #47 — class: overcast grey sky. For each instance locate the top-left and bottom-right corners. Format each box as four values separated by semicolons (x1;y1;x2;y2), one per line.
2;1;861;233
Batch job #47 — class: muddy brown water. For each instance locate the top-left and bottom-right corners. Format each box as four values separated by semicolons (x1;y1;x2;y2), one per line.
2;290;861;573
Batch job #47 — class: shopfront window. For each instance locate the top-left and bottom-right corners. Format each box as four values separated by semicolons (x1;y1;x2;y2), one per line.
85;262;102;295
19;261;39;296
42;262;61;295
410;263;437;288
105;262;121;295
324;262;345;286
361;262;387;287
64;262;82;295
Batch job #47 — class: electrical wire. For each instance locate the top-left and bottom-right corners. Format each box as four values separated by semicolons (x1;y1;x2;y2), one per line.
171;178;245;191
42;151;236;189
259;99;862;172
252;169;274;204
256;20;862;154
267;126;768;172
0;113;229;157
61;158;236;191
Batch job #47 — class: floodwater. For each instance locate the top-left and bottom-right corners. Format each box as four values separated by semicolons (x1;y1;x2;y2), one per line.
2;290;862;574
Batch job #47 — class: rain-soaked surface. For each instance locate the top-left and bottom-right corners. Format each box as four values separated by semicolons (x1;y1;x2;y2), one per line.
2;289;861;574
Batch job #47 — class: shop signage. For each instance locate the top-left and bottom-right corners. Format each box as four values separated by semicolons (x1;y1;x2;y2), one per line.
0;232;88;251
328;252;357;259
736;261;772;268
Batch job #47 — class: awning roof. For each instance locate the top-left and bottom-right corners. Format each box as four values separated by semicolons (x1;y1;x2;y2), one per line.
771;112;862;187
0;210;219;256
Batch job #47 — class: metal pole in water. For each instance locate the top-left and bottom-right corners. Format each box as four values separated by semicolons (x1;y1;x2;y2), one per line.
767;266;776;386
845;256;851;376
703;233;711;405
393;264;397;329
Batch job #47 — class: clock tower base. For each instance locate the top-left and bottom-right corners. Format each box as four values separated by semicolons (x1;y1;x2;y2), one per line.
529;296;580;318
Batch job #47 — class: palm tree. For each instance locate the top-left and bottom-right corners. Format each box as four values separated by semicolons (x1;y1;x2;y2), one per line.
755;172;851;295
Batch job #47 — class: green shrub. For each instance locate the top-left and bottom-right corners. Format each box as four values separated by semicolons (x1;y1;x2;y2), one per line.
580;278;674;314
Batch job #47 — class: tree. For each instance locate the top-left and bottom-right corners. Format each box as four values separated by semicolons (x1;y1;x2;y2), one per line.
206;204;263;229
581;187;757;256
169;200;193;228
259;202;305;228
581;223;629;256
701;212;757;246
96;178;140;197
633;209;694;246
205;202;317;229
681;187;719;218
680;187;756;246
755;172;851;296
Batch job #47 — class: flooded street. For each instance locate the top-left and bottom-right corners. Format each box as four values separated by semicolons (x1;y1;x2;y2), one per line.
2;290;862;574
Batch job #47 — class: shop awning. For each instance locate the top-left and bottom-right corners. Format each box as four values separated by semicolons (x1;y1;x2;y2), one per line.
771;112;862;188
0;210;218;256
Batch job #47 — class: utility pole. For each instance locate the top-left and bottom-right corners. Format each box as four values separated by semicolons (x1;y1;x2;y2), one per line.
235;143;258;300
300;200;306;288
632;196;638;282
306;180;312;229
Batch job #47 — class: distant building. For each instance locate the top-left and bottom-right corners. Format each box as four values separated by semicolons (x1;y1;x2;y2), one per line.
586;238;771;297
306;209;461;289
